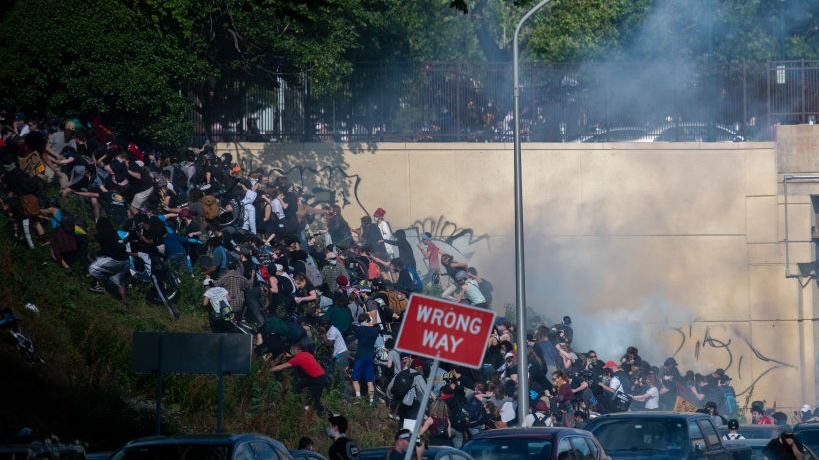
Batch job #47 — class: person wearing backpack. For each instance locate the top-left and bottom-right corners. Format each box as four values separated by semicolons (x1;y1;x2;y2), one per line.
522;400;554;427
388;358;427;429
419;399;453;447
327;415;361;460
440;378;469;448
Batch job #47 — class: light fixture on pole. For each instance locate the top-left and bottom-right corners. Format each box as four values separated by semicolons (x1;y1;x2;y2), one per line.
513;0;552;422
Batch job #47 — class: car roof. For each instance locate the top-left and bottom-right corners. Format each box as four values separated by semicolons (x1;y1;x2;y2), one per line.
123;433;282;447
359;446;472;460
290;449;329;460
796;423;819;431
587;410;710;422
468;426;594;439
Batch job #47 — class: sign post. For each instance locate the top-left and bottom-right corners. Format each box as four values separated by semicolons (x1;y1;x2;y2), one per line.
395;294;495;460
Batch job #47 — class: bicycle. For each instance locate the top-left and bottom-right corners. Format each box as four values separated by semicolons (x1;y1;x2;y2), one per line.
0;308;46;365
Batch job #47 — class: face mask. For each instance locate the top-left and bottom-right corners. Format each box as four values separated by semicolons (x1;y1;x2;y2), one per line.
329;260;337;265
326;427;338;438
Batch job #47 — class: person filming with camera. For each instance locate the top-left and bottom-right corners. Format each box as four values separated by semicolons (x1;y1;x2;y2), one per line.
763;427;804;460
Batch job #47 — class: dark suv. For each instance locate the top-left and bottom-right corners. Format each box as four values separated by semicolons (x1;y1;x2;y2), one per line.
107;433;293;460
795;423;819;455
461;427;608;460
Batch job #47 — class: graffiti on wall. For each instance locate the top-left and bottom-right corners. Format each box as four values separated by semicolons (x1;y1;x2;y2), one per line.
667;324;796;400
243;163;492;280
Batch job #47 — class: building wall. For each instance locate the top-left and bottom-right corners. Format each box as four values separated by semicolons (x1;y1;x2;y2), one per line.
216;129;819;415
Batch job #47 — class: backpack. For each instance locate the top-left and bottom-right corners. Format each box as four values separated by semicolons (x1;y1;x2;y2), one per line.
201;195;220;221
298;260;324;290
383;290;408;315
450;402;469;431
406;266;423;292
433;418;449;437
532;413;549;427
346;257;368;284
466;395;484;428
58;209;77;233
170;165;188;192
391;369;415;402
722;385;738;417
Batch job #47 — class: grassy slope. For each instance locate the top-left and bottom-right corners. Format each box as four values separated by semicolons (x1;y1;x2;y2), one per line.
0;220;395;452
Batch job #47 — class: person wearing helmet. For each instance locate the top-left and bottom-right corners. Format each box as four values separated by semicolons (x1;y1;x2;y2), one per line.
202;277;233;331
722;419;745;440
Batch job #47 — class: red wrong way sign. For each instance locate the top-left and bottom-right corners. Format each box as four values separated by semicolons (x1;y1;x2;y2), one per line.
395;294;496;368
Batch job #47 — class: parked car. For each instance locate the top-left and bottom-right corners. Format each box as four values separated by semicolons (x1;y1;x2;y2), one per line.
652;123;744;142
290;450;328;460
461;427;608;460
585;411;749;460
716;424;788;440
107;433;293;460
570;127;653;143
359;446;474;460
795;423;819;455
0;443;86;460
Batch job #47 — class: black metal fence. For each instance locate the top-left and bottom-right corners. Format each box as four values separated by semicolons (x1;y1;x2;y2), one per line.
188;60;819;144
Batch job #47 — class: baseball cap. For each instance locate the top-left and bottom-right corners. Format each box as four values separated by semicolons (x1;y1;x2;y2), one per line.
374;207;386;217
326;251;338;259
395;428;411;440
203;278;214;286
603;360;618;369
535;400;549;412
410;358;424;368
178;208;193;219
421;232;432;241
504;352;515;360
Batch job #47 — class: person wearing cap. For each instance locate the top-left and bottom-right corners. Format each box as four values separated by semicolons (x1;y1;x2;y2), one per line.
321;251;351;294
202;277;234;330
327;414;360;460
388;429;412;460
798;404;814;423
416;232;441;286
522;400;554;427
373;207;396;259
763;427;804;460
451;269;487;308
215;256;253;324
498;352;518;383
723;419;745;440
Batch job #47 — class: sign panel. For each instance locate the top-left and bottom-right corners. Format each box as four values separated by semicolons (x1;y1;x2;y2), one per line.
133;332;252;375
395;294;496;368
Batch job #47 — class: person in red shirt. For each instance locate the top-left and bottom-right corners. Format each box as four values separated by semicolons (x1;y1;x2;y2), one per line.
271;342;327;413
752;407;772;425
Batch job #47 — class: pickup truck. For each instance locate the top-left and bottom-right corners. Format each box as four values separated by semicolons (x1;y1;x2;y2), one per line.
585;411;751;460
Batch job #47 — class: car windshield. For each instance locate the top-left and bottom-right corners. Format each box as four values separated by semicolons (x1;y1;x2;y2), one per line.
590;419;688;453
109;443;230;460
462;438;552;460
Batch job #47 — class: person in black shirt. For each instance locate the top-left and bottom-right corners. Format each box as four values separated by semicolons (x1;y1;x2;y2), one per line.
88;217;130;304
327;415;360;460
763;429;804;460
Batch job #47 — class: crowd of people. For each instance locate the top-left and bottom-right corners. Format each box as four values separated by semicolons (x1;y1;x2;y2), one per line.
1;116;816;455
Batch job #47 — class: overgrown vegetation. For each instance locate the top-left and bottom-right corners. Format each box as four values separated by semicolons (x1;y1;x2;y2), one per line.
0;200;396;453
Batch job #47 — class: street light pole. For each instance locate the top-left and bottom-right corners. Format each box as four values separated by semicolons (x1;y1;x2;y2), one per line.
513;0;552;423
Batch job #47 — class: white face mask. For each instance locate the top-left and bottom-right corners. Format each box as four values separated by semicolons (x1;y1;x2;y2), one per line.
329;259;337;265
